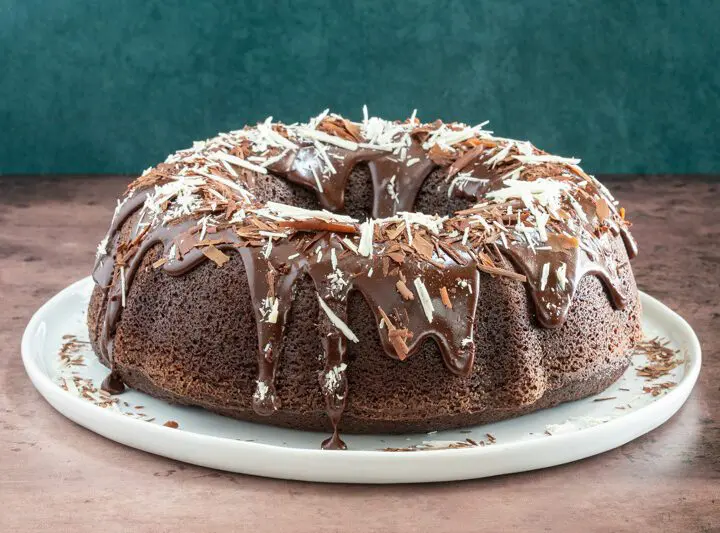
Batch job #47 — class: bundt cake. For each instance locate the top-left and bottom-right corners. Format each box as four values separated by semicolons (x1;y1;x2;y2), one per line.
88;109;642;449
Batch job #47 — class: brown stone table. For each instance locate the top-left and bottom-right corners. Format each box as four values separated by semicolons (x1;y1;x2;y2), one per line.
1;176;718;532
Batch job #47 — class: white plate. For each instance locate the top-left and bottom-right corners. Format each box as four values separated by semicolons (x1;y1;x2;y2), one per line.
22;277;701;484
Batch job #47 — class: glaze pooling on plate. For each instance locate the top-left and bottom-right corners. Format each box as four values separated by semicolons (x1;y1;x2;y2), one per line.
91;109;637;448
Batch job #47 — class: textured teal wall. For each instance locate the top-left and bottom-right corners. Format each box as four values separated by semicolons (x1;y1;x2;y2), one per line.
1;0;718;175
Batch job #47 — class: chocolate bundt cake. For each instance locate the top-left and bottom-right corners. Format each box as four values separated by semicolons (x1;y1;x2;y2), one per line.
89;109;641;449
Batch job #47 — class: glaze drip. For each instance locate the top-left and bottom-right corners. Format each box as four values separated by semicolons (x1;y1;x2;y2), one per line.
503;239;627;328
313;297;351;451
100;371;125;394
238;244;304;416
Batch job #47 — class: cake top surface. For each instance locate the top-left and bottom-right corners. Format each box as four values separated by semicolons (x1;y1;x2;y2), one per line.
95;107;637;337
103;109;633;265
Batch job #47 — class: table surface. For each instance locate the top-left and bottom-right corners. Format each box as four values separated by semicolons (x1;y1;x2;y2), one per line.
1;176;718;532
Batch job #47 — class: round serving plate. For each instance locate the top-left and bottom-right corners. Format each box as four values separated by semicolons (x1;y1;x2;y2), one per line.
22;277;701;484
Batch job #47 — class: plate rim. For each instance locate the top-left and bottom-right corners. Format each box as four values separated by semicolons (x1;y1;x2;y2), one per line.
21;277;702;483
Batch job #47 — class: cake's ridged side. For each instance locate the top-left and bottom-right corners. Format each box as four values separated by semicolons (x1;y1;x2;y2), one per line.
88;219;640;434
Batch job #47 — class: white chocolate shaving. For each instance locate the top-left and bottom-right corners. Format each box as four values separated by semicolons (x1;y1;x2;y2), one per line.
316;294;359;343
413;277;434;323
540;262;550;291
557;262;567;290
358;219;374;257
212;151;269;175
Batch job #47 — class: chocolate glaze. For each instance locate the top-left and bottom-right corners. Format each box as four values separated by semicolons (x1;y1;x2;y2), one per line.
269;143;435;217
92;121;637;448
237;244;304;416
92;190;150;288
101;371;125;394
314;301;350;451
503;239;626;328
620;226;638;260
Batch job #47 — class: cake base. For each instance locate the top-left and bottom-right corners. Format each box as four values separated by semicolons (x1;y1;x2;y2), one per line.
112;357;629;434
88;226;641;435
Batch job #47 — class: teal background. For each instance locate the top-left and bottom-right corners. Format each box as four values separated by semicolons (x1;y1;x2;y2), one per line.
1;0;718;175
